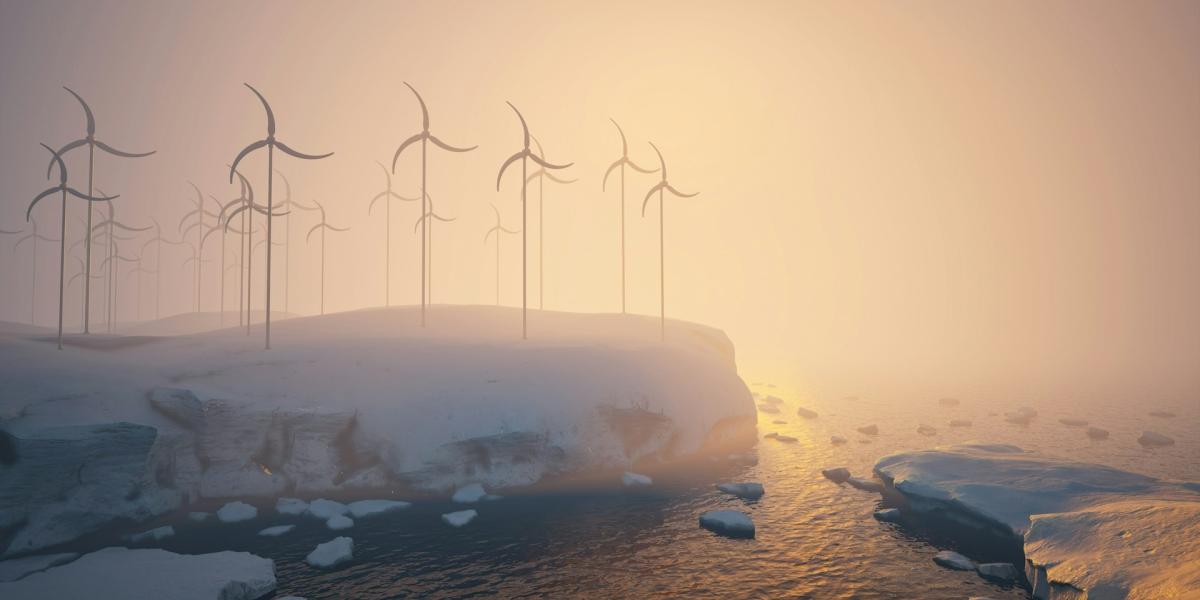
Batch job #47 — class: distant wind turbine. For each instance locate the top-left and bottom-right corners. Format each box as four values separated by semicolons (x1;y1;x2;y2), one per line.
496;103;573;338
411;192;455;305
526;135;577;310
49;87;154;334
229;83;332;349
92;194;150;331
140;218;186;320
483;203;520;306
296;199;348;315
10;217;59;325
641;142;697;341
368;161;420;306
27;144;117;349
602;119;658;313
222;171;287;333
391;82;476;326
178;182;218;312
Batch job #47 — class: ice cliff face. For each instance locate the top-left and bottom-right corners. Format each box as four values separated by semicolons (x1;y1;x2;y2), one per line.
0;307;755;556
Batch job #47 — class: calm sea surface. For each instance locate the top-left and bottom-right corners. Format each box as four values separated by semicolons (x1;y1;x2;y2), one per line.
124;388;1198;599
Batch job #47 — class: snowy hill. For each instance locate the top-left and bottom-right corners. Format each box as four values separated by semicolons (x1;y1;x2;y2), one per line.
0;305;754;556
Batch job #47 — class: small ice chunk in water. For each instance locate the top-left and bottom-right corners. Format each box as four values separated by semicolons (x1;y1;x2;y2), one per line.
948;419;972;428
757;403;780;414
326;515;353;530
762;395;783;405
217;501;258;523
699;510;755;538
830;435;848;445
856;425;879;435
847;477;885;493
796;406;818;419
822;467;851;483
442;509;478;527
717;482;764;500
976;562;1019;581
917;424;937;436
765;432;797;443
933;550;975;571
306;499;349;519
187;512;210;522
1086;427;1110;440
258;525;295;537
1005;407;1037;425
622;471;653;487
276;498;309;516
873;508;901;522
306;537;353;569
347;500;412;519
452;483;488;503
1138;431;1175;448
124;526;174;544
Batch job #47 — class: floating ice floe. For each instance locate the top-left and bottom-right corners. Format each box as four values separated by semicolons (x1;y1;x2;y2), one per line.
762;395;783;405
442;509;478;527
796;406;818;419
306;537;353;569
874;443;1200;599
1085;427;1109;440
124;526;174;544
932;550;975;571
856;425;878;436
305;499;349;519
0;547;276;600
976;562;1019;581
622;471;653;487
1057;418;1088;427
765;432;797;443
1138;431;1175;448
325;515;353;530
917;424;937;436
346;500;411;519
846;477;885;493
217;501;258;523
830;436;848;445
1004;407;1037;425
757;404;780;414
872;508;901;522
717;482;764;500
821;467;851;484
699;510;755;539
187;512;210;523
258;525;295;537
276;498;309;516
771;419;787;425
452;484;488;503
948;419;972;428
0;552;78;583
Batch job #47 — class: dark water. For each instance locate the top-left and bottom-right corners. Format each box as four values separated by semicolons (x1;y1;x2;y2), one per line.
124;389;1197;599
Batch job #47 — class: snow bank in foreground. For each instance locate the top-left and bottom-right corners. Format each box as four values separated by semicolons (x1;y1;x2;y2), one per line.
0;306;753;556
874;443;1200;599
0;547;276;600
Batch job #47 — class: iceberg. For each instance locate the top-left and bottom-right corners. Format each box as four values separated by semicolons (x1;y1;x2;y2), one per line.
276;498;309;516
216;501;258;524
442;509;478;527
325;515;353;530
306;537;353;569
452;483;489;503
716;482;764;500
699;510;755;539
305;499;349;520
932;550;974;571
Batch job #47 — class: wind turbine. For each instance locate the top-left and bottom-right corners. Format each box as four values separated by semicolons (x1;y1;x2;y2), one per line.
602;119;658;313
27;144;117;349
178;183;218;312
496;103;573;339
229;83;332;349
483;203;520;306
296;199;348;315
526;135;577;310
368;161;420;306
10;217;59;325
140;218;185;321
221;169;286;333
95;243;137;329
641;143;697;341
411;192;455;306
49;87;154;334
391;82;476;326
92;194;150;331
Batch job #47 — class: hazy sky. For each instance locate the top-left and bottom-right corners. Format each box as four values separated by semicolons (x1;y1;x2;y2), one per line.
1;1;1197;400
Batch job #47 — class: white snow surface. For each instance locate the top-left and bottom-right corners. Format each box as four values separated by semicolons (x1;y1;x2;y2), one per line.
305;537;353;569
0;306;751;556
0;546;276;600
874;443;1200;599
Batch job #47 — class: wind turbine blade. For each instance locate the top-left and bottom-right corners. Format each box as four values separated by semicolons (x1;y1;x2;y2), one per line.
46;139;87;178
368;191;387;215
403;82;430;131
431;213;455;223
63;87;95;136
178;210;199;232
389;191;421;202
375;160;391;190
525;169;543;185
0;228;22;235
41;143;68;184
666;184;698;198
290;198;318;211
500;226;520;234
274;168;292;204
67;188;117;203
610;118;629;156
626;157;658;174
543;171;577;185
188;181;204;207
490;202;501;223
428;134;477;153
224;205;250;232
506;102;530;148
530;135;544;159
235;170;256;205
111;220;152;233
326;224;350;232
601;159;622;192
305;223;323;243
484;227;496;244
529;153;572;171
200;226;221;249
412;213;427;233
25;187;58;221
275;140;333;161
495;151;524;191
641;182;666;217
95;140;155;158
648;141;667;178
229;139;268;183
391;133;424;172
244;83;276;135
181;220;200;237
